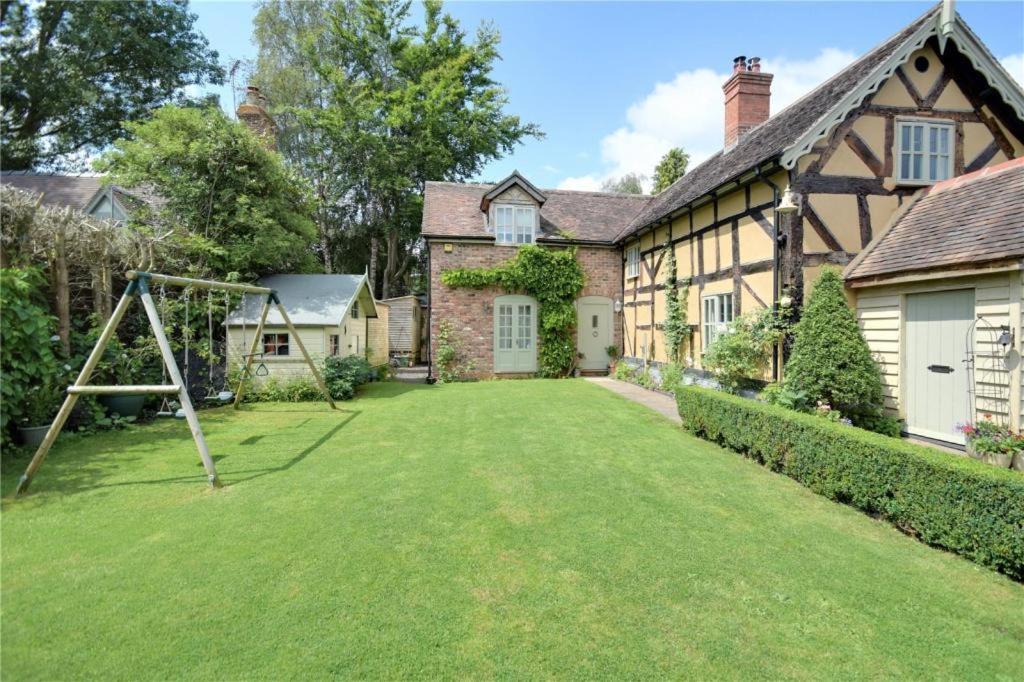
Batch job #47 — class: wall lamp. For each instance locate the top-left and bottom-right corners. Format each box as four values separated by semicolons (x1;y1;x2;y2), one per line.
776;186;802;215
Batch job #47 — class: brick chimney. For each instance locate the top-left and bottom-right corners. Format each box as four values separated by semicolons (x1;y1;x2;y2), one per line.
722;56;773;149
236;86;277;151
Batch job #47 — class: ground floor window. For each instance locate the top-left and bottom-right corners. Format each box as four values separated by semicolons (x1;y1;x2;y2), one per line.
702;294;733;349
329;334;340;356
263;332;290;356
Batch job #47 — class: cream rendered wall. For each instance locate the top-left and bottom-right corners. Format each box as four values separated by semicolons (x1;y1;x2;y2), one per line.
226;324;334;382
853;269;1023;430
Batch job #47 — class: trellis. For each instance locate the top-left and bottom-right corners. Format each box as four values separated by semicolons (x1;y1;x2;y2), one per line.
14;270;336;496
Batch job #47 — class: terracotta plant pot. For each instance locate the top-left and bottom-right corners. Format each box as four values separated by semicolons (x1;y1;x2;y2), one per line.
17;424;51;449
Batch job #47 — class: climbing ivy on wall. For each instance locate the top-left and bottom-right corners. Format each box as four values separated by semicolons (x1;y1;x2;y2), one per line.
441;246;585;377
661;245;691;363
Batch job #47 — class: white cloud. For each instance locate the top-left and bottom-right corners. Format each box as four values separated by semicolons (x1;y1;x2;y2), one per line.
563;48;858;192
1001;53;1024;86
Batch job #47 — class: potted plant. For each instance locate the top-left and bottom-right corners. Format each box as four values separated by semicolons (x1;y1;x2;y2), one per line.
958;417;1023;468
18;379;62;448
97;345;152;418
605;345;620;371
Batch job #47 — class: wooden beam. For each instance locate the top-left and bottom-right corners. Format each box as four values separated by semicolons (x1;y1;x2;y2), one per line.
232;297;271;409
801;203;844;253
893;66;925;108
965;140;1000;172
863;105;980;122
856;194;872;249
741;277;767;308
15;289;135;495
140;289;221;487
126;271;271;295
67;385;181;395
844;130;883;176
750;210;775;240
274;302;337;410
922;70;953;109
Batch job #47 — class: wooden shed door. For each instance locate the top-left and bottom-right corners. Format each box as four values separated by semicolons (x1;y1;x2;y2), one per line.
905;289;974;444
494;295;537;373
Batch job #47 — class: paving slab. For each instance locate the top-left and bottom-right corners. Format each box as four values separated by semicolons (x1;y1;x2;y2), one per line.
585;376;681;424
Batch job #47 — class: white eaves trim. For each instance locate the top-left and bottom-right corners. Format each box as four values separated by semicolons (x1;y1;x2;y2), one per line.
780;12;1024;170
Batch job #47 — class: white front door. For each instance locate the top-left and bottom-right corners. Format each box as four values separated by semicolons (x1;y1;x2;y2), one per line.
904;289;974;443
577;296;612;370
494;295;537;373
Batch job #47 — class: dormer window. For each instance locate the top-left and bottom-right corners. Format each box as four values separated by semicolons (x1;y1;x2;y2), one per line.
896;119;953;184
495;204;535;245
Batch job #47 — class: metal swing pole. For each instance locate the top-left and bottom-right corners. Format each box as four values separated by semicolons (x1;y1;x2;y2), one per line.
136;275;222;488
15;287;137;496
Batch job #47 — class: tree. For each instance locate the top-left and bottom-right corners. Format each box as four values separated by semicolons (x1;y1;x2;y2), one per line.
96;105;318;280
652;147;689;194
0;0;223;170
601;173;645;195
251;0;541;297
783;269;885;423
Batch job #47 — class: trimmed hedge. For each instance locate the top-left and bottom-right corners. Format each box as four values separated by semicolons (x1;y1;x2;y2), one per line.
677;386;1024;580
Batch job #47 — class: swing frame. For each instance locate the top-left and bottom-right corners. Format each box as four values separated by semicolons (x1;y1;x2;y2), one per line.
14;270;336;496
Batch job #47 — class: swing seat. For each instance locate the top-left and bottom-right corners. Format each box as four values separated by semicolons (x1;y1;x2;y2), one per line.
174;408;187;419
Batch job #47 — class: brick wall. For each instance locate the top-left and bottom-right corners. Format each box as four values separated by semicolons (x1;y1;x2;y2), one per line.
428;241;622;378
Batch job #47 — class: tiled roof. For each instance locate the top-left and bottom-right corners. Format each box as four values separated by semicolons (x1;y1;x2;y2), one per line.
0;172;163;213
0;172;105;210
422;180;648;243
845;159;1024;281
615;4;941;241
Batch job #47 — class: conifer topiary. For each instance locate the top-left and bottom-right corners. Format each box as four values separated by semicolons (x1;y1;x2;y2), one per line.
784;268;884;423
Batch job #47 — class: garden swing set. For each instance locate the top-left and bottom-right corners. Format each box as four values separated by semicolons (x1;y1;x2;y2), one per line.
15;270;336;496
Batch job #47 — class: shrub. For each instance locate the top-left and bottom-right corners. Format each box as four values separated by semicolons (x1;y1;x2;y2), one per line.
784;269;884;425
244;377;323;403
659;362;684;395
614;362;634;382
323;355;375;401
434;320;476;383
703;306;789;393
677;385;1024;579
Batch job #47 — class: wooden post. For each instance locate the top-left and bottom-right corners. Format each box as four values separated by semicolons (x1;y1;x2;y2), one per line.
15;288;135;496
232;297;271;409
275;300;337;410
139;286;221;488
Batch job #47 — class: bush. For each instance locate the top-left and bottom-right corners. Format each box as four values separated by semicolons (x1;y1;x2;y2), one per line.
659;362;684;394
784;269;884;425
323;355;375;401
677;385;1024;579
703;306;789;393
243;377;324;403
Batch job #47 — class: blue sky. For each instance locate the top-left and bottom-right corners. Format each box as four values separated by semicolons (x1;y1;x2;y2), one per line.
191;1;1024;191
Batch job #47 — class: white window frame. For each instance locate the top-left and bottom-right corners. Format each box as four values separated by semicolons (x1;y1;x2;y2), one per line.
494;204;536;245
895;118;954;185
625;245;640;280
701;294;733;350
351;300;359;319
328;333;340;357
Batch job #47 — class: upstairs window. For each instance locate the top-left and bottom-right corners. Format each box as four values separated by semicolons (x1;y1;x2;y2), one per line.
625;245;640;279
351;300;359;319
896;119;953;184
702;294;733;350
495;205;535;244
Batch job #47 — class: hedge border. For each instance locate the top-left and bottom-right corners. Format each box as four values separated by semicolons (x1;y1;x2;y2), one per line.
676;386;1024;580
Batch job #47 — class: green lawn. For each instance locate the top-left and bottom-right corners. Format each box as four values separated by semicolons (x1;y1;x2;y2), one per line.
2;380;1022;680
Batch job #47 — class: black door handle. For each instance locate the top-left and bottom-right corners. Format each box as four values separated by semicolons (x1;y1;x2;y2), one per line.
927;365;954;374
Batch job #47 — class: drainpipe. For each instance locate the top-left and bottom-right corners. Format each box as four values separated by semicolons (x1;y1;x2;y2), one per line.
757;166;784;381
425;242;434;383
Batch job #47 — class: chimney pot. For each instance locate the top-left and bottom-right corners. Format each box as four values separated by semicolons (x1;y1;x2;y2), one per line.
237;84;277;151
733;56;747;74
749;57;761;73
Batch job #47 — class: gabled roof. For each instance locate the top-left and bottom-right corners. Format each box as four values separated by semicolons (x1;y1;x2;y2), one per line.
422;180;648;243
480;171;547;212
0;171;163;216
844;158;1024;282
617;3;1024;242
226;274;376;327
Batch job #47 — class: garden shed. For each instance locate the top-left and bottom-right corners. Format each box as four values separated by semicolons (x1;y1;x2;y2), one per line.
226;274;379;381
844;159;1024;445
381;295;424;362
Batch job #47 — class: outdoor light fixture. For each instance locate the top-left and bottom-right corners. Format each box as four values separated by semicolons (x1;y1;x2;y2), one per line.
997;326;1014;349
776;186;801;215
613;297;623;313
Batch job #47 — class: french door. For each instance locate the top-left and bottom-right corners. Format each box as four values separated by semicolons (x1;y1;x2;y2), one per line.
494;295;537;372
